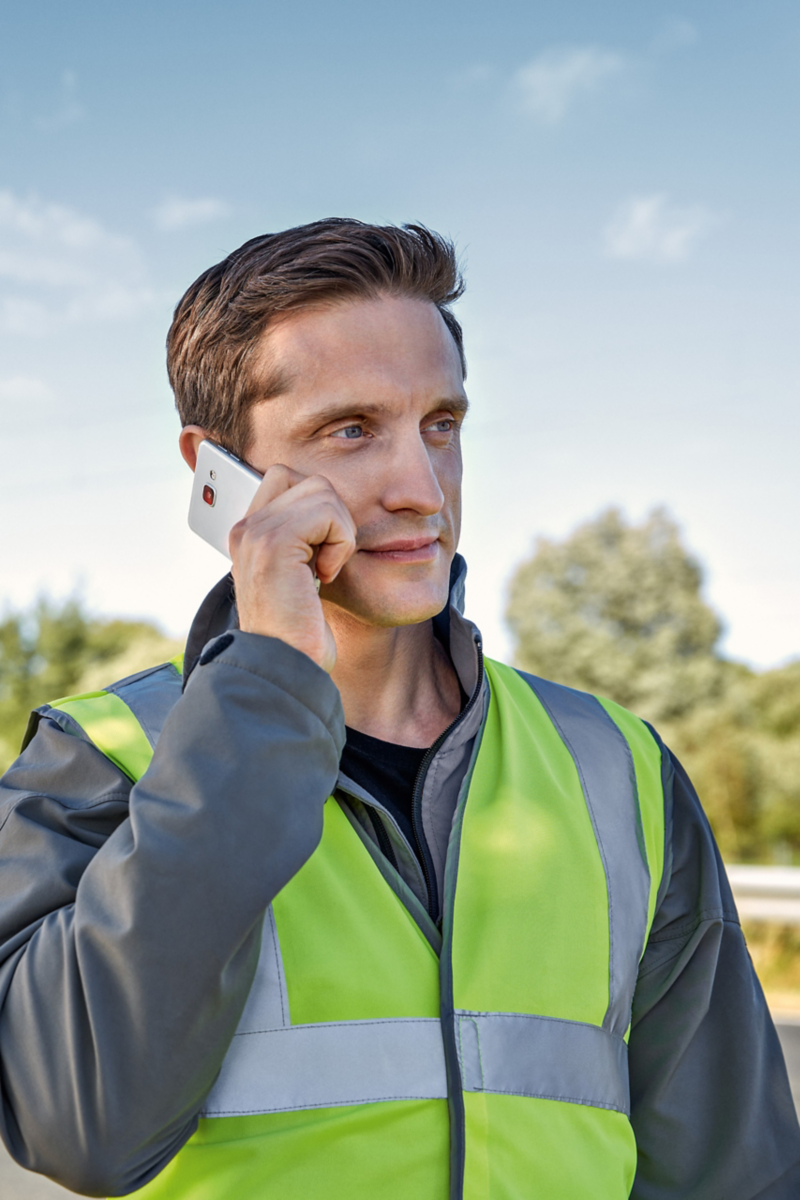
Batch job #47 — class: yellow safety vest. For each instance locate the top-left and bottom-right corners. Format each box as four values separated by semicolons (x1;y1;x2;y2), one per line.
47;656;665;1199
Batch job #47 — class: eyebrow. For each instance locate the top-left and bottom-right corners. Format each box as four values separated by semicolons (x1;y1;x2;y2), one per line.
256;364;296;402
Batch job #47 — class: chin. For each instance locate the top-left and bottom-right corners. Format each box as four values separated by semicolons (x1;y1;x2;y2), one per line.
323;573;450;629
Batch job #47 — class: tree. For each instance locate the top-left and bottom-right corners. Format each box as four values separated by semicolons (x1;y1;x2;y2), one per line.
506;508;726;725
506;507;800;863
749;662;800;852
0;597;182;772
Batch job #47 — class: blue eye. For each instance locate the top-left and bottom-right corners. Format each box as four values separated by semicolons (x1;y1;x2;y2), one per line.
333;425;363;439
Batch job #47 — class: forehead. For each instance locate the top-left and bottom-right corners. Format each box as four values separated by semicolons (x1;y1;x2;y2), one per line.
250;294;465;410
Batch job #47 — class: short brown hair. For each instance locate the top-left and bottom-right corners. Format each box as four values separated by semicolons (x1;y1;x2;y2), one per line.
167;218;466;456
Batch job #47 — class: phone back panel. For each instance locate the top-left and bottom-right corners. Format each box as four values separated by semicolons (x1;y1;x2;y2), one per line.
188;440;262;558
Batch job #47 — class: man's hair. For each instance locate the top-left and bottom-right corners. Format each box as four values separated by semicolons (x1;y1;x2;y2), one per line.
167;218;466;456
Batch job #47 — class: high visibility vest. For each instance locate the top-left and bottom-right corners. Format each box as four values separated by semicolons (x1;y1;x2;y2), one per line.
45;654;665;1199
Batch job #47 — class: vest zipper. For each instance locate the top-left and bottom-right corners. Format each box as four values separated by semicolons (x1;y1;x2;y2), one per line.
411;637;484;923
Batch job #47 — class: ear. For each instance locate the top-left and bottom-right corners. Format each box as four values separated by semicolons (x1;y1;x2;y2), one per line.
179;425;212;472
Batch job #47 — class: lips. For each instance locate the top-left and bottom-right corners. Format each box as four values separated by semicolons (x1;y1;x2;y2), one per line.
359;536;439;563
363;537;438;552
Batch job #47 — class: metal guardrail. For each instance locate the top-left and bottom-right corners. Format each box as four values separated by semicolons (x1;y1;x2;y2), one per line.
727;865;800;923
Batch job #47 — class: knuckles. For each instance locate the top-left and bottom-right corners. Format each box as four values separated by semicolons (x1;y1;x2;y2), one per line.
229;489;357;564
228;464;357;573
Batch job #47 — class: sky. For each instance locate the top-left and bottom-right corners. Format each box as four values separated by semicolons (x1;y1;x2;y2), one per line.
0;0;798;668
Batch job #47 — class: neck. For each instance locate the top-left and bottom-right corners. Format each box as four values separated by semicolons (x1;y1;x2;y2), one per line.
325;606;462;748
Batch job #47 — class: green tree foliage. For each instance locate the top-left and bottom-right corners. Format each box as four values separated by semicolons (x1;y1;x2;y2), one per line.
506;508;800;862
749;662;800;852
0;597;182;772
507;508;726;724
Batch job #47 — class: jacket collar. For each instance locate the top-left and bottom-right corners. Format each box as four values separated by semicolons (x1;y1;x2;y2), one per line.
183;553;483;698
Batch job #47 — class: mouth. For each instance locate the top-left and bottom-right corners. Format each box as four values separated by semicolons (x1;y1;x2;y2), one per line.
359;536;440;564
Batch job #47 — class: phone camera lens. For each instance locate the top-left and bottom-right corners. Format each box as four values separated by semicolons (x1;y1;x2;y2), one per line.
202;484;216;507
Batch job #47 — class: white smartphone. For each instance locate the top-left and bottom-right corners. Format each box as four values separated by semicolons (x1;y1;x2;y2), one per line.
188;439;262;558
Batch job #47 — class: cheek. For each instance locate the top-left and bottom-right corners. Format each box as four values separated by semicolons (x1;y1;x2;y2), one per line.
438;454;463;521
323;462;381;527
451;493;462;539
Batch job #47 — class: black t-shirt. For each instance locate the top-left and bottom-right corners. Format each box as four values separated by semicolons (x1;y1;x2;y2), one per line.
340;726;427;851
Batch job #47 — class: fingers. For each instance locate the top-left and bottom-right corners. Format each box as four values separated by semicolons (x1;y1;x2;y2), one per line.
242;463;307;518
229;467;357;582
227;462;354;668
314;515;355;583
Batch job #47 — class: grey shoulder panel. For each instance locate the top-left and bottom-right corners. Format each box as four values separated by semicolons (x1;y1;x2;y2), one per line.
514;671;651;1037
4;710;133;812
105;660;183;749
23;704;93;755
22;660;183;759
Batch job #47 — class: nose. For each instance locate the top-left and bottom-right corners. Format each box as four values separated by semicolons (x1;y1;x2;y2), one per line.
380;426;445;517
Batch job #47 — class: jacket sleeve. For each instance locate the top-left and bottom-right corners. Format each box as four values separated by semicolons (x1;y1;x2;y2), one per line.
0;631;345;1197
629;741;800;1199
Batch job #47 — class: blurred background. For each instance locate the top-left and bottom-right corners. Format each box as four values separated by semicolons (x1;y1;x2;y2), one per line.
1;1;799;1193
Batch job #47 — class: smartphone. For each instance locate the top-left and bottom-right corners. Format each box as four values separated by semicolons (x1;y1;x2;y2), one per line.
188;440;262;558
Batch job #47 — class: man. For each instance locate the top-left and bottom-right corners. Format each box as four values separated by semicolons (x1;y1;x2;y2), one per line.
0;219;798;1199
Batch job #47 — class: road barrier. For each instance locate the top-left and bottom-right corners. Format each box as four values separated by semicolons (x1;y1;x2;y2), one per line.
726;865;800;923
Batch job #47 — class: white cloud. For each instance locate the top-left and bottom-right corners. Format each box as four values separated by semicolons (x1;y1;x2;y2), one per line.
152;195;231;232
35;70;85;131
0;190;158;334
512;46;626;124
0;375;54;403
603;194;717;264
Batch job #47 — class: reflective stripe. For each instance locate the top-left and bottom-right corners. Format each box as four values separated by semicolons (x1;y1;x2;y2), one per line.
201;1017;448;1116
518;674;651;1036
455;1011;629;1116
53;691;155;782
201;1009;628;1119
49;661;183;782
234;907;290;1033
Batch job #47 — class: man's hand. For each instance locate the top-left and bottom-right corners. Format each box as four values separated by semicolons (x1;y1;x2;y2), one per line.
229;465;357;672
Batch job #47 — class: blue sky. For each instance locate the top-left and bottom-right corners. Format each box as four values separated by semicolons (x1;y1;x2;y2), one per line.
1;1;799;666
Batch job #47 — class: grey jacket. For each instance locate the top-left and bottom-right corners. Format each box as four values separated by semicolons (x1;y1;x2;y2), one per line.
1;562;799;1198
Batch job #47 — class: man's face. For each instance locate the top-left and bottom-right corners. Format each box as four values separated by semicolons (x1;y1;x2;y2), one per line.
245;294;467;629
